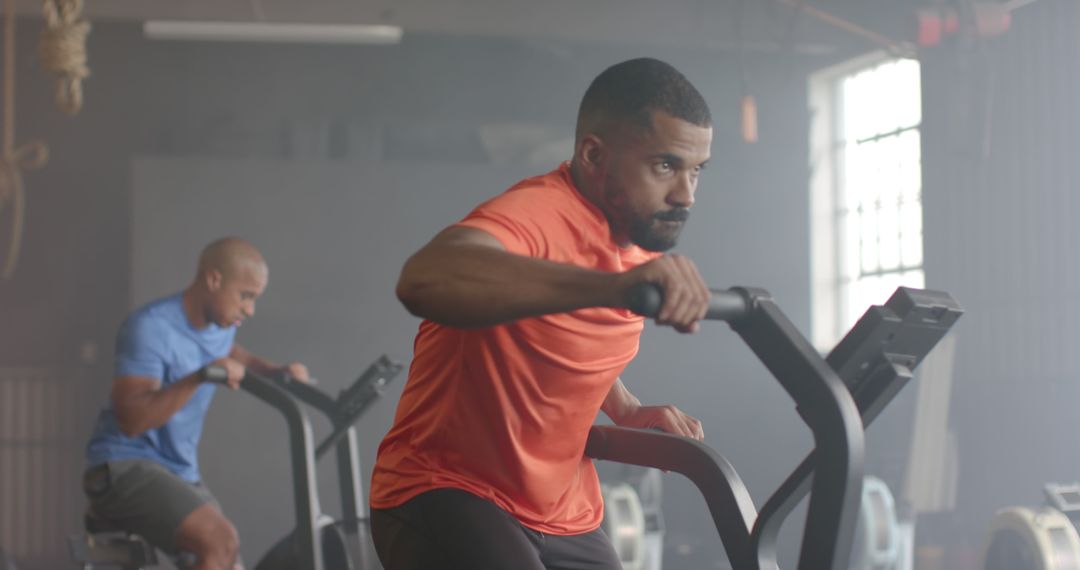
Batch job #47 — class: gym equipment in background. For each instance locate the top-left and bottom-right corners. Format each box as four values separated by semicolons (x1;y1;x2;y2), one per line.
981;482;1080;570
600;466;664;570
849;475;912;570
69;355;401;570
245;355;402;570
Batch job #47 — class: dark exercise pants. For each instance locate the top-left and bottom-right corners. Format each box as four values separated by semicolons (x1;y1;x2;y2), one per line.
371;488;623;570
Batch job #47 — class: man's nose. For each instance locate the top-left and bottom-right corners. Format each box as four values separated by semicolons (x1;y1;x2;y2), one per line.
668;174;696;208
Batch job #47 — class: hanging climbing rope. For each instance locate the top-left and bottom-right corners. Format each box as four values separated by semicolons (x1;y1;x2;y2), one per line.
0;0;72;279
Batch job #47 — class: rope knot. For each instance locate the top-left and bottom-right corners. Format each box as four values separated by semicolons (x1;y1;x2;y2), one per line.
39;0;90;115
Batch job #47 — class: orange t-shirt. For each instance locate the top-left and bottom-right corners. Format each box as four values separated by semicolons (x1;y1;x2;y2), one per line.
370;163;659;535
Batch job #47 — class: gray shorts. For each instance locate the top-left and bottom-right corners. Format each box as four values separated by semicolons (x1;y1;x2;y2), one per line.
82;459;217;555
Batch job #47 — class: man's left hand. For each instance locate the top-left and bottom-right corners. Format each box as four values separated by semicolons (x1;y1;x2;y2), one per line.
614;404;704;441
282;362;311;383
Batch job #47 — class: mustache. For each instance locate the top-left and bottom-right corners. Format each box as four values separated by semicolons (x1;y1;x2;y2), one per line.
654;208;690;222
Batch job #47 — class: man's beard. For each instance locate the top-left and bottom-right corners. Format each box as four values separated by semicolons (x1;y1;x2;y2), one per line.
629;208;690;252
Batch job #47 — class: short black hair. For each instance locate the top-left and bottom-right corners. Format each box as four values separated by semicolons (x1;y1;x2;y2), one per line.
575;57;711;141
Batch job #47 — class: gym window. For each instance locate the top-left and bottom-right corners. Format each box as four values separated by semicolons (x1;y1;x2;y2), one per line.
809;54;924;350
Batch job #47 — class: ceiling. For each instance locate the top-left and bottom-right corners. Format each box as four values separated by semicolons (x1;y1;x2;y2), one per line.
14;0;935;55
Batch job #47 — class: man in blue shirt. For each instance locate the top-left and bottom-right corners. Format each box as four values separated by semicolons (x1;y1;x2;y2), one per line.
83;237;309;570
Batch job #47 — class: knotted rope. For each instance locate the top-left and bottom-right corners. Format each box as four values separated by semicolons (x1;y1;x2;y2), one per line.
39;0;90;115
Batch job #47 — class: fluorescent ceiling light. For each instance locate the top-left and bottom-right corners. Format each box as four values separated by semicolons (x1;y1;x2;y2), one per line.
143;21;403;45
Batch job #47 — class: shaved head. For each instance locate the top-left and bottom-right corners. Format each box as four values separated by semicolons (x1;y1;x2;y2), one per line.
197;237;267;281
184;237;268;329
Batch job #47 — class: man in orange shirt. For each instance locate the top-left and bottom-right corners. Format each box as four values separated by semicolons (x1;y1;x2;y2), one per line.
371;57;713;569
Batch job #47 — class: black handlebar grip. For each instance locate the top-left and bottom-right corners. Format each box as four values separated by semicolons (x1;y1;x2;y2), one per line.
626;282;752;322
627;282;663;318
201;364;230;384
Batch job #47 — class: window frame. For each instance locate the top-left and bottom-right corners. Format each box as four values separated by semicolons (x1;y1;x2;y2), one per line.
809;51;925;349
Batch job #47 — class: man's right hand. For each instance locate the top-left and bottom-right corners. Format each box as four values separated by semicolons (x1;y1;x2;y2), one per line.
208;357;246;390
617;253;710;333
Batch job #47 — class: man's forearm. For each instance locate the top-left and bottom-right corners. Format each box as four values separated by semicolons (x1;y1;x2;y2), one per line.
230;344;278;376
601;377;642;425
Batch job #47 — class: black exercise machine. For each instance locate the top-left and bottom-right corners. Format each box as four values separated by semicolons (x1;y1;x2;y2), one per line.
70;287;957;570
243;355;403;570
586;285;962;569
69;355;402;570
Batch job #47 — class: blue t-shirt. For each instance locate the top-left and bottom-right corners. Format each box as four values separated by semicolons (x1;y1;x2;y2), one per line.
86;292;236;482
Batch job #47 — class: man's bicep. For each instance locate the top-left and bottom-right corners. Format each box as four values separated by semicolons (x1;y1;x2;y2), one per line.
110;374;161;408
427;226;507;251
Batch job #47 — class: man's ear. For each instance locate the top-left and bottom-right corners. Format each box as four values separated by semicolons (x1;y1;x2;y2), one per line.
575;134;605;175
205;269;223;292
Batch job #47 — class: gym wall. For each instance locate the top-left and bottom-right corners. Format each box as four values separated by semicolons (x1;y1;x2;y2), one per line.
919;0;1080;561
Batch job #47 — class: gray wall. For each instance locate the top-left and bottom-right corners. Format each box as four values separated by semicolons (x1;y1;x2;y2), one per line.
0;18;840;569
920;0;1080;562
